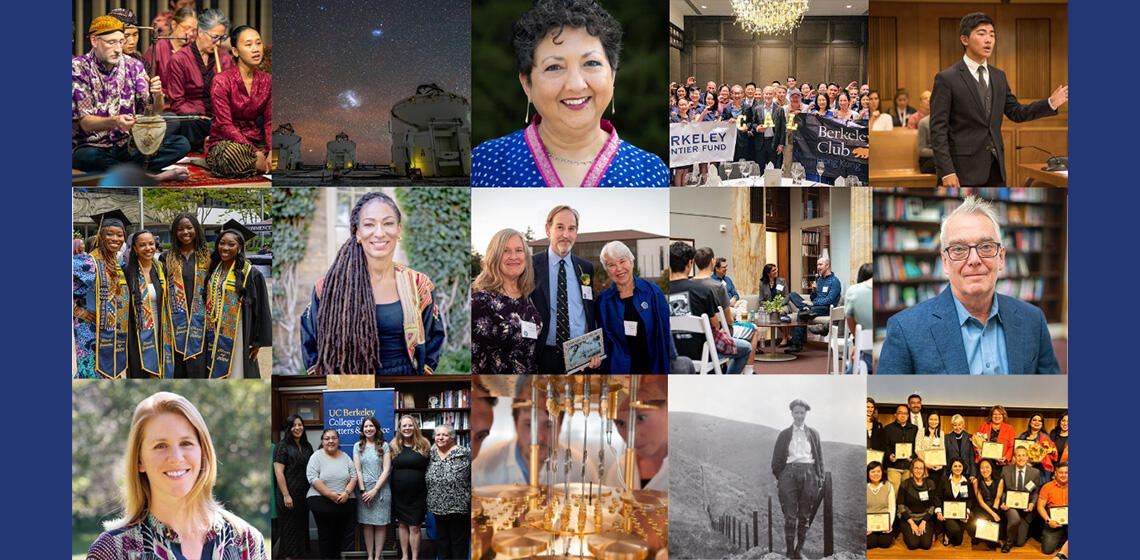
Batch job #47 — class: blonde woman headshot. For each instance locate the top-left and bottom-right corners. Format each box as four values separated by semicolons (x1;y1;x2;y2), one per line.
86;391;266;559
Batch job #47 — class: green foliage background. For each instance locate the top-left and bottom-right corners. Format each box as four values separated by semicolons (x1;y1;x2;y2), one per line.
396;187;472;373
72;380;270;553
471;0;669;161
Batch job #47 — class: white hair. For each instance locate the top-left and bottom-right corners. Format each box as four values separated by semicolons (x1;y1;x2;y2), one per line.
940;195;1003;248
816;256;830;267
600;240;635;268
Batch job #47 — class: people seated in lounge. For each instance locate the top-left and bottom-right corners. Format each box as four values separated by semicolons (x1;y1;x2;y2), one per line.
877;196;1061;373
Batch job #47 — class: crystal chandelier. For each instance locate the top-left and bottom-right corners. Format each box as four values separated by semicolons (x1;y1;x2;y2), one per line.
731;0;811;35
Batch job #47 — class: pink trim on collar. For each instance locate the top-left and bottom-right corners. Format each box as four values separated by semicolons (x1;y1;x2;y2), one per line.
523;115;621;188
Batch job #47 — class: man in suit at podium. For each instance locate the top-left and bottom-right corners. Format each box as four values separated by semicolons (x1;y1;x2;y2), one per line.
531;205;601;373
930;12;1068;187
877;196;1061;374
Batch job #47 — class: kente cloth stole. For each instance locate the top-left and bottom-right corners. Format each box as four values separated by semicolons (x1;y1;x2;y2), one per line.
205;261;251;379
135;264;176;378
93;250;129;378
169;254;207;358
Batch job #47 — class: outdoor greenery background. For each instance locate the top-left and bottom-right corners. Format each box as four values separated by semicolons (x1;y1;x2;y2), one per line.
471;0;669;161
71;380;270;557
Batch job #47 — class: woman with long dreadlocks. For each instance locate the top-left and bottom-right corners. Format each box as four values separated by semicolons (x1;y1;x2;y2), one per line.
202;219;271;378
124;230;176;378
161;213;210;378
301;191;446;375
73;210;132;379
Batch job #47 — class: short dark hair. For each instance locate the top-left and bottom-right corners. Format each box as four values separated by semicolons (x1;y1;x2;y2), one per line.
958;12;995;44
745;81;757;89
714;257;727;270
828;82;840;89
787;75;796;81
867;461;883;482
857;263;873;283
669;242;694;273
789;399;810;412
513;0;623;82
694;247;715;270
907;393;922;403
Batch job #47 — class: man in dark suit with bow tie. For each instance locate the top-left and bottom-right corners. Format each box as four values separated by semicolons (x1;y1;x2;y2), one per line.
531;205;600;373
930;12;1068;188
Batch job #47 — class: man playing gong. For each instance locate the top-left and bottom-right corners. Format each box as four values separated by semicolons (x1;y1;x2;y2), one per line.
771;399;825;559
72;15;190;181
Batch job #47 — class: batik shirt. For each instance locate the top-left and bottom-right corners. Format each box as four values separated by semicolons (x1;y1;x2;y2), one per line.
87;512;267;560
72;50;150;149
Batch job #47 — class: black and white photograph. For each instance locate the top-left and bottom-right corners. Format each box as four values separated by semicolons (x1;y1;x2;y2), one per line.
669;376;866;560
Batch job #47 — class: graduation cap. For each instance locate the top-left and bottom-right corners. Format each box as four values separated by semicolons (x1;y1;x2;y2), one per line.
90;209;131;232
219;219;255;243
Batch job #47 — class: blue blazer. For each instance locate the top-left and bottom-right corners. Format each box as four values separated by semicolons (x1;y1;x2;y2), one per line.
530;250;597;355
877;288;1060;374
596;277;671;374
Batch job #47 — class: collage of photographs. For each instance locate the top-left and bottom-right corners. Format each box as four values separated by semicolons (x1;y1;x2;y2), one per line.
69;1;1069;560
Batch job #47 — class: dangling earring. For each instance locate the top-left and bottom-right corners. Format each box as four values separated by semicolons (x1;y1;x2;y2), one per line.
524;98;531;124
611;93;616;116
356;237;361;245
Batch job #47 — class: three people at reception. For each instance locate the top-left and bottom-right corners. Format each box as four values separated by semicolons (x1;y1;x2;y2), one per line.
471;0;667;187
877;196;1061;373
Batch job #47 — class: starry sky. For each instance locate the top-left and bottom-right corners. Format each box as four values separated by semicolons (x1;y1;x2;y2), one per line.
275;1;471;165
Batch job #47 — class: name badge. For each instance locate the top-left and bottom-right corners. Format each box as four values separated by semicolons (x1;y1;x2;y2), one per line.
776;285;784;292
821;286;829;293
581;285;593;300
1025;481;1036;491
918;490;929;501
520;320;538;340
624;321;638;337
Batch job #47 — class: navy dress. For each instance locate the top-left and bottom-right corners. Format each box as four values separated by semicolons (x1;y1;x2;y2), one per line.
377;302;415;375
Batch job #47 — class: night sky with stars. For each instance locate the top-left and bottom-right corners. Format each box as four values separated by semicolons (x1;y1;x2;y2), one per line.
275;1;471;165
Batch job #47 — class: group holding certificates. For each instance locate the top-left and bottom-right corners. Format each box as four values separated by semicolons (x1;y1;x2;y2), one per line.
866;401;1068;556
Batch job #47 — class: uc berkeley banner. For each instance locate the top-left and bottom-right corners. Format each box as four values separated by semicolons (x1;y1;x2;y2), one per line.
669;121;738;167
323;388;395;457
792;113;869;183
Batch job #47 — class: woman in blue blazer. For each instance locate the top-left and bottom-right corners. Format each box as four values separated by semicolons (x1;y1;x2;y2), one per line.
596;241;671;373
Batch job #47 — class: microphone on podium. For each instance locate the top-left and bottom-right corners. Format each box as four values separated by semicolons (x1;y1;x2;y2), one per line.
1015;145;1068;172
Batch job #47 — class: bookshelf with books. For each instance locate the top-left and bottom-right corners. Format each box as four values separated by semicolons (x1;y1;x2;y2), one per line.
273;375;473;448
872;187;1066;332
800;226;830;290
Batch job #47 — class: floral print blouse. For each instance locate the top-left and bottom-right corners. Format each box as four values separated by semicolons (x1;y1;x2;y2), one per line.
471;289;542;374
87;511;266;560
426;444;471;516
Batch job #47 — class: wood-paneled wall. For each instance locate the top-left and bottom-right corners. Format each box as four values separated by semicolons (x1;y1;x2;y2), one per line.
679;16;868;87
869;2;1067;186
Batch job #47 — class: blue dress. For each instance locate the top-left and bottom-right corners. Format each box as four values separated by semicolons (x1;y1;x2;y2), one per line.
357;441;392;525
377;302;416;375
471;117;668;187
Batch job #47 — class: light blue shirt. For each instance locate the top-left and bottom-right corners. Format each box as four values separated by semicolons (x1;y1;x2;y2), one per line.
951;291;1009;375
545;248;586;347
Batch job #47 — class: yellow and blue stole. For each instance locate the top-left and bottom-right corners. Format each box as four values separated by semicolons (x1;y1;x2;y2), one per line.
205;260;251;379
134;264;176;378
169;254;207;359
93;250;129;378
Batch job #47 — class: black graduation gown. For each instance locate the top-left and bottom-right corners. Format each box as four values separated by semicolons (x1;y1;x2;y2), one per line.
206;265;272;378
162;251;208;379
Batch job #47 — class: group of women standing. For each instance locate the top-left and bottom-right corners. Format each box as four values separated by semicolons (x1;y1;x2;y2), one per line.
866;399;1069;553
273;414;471;560
73;211;270;379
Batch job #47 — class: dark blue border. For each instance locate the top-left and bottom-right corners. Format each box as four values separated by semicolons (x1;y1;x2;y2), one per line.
16;2;1134;558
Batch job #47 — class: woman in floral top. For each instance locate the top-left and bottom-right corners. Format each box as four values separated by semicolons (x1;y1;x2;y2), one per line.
426;425;471;560
471;228;542;373
86;391;266;560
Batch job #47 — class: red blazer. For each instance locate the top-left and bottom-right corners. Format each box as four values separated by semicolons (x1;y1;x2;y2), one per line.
975;421;1015;465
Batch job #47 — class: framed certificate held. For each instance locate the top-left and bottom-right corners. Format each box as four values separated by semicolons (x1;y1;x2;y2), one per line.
981;441;1004;460
975;519;1000;542
867;450;884;464
562;329;606;374
943;501;967;520
895;443;912;460
1050;506;1068;525
924;447;946;467
1006;490;1030;510
867;513;891;533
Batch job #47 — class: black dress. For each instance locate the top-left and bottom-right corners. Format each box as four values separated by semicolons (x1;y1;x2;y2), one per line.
273;438;313;558
391;445;429;524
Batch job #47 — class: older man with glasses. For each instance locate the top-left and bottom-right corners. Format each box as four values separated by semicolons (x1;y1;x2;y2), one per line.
72;15;191;180
878;195;1061;374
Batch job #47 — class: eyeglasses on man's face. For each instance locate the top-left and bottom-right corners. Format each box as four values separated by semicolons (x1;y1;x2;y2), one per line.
96;37;126;47
943;242;1001;261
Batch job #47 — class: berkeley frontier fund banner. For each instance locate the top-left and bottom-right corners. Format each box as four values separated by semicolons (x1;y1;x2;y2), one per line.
669;121;738;167
793;113;869;183
323;388;395;457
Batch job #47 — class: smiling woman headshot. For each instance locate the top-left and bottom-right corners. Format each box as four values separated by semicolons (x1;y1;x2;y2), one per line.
471;0;667;187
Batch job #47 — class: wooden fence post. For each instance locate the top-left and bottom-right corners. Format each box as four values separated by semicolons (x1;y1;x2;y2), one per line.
767;495;773;553
824;472;834;557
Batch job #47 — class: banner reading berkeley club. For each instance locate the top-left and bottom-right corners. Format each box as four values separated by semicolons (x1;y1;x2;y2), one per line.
669;121;738;167
792;113;869;183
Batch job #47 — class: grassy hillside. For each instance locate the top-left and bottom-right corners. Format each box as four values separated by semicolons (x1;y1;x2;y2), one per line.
669;411;867;560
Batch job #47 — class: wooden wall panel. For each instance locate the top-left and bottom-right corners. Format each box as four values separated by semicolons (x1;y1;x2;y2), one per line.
723;46;754;87
797;19;831;42
869;16;897;101
796;48;828;83
758;47;791;83
1016;19;1051;99
939;18;963;73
